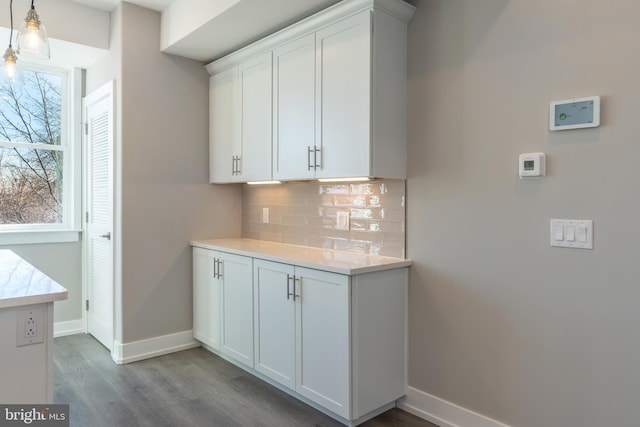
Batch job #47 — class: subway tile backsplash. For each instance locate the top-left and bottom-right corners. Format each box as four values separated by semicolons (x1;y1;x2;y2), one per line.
242;180;405;258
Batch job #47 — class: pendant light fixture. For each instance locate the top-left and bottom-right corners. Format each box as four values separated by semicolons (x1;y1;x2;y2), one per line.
1;0;21;82
16;0;50;60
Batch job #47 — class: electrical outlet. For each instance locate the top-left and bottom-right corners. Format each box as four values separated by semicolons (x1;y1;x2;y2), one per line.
17;308;45;347
336;211;350;230
262;207;269;224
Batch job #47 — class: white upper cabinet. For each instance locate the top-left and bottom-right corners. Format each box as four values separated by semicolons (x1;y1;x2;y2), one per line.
207;0;416;183
208;53;273;183
238;53;273;182
209;67;240;183
314;12;371;179
272;34;316;181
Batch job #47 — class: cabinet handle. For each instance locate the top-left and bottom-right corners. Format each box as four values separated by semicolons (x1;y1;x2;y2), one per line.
218;259;223;279
286;274;294;300
307;146;313;171
293;276;301;301
213;258;223;279
314;146;321;170
231;155;241;175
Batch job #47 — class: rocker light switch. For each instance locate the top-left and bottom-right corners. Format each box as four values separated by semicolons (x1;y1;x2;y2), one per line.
550;219;593;249
554;225;564;241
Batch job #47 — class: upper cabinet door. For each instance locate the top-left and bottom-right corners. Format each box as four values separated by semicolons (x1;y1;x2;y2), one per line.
239;52;273;182
315;12;371;179
273;34;316;181
209;67;240;183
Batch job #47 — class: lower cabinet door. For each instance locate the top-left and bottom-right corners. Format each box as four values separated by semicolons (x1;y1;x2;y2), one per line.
220;252;254;367
193;248;221;350
295;267;350;418
253;260;296;389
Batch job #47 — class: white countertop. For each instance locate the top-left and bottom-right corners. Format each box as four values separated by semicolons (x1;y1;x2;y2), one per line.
190;238;411;275
0;250;68;309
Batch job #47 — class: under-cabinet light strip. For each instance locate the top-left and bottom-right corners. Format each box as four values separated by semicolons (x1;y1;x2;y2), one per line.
317;177;370;183
246;180;282;185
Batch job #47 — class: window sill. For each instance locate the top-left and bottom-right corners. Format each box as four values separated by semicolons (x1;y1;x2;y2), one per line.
0;230;82;246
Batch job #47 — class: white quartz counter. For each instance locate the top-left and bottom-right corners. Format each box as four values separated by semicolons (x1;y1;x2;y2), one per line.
190;238;411;275
0;250;68;309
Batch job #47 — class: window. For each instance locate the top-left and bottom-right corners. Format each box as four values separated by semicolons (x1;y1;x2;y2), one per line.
0;64;81;244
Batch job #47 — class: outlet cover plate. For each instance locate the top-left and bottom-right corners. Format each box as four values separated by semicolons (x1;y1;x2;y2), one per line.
17;308;45;347
336;211;350;231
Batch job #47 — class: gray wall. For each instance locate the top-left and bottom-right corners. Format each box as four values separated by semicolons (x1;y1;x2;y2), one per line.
89;4;241;344
407;1;640;426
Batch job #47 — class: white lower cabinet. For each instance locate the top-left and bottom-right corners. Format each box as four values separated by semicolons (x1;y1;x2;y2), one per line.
254;260;350;417
219;252;254;367
193;247;407;426
193;249;253;367
192;247;221;350
253;261;296;388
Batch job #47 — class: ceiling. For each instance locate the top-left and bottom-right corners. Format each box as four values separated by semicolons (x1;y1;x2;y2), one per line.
70;0;342;62
70;0;173;12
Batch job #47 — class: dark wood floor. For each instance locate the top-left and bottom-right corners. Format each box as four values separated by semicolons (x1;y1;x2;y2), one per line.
54;334;436;427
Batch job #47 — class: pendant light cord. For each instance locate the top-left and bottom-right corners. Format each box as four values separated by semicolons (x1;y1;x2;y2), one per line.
9;0;14;48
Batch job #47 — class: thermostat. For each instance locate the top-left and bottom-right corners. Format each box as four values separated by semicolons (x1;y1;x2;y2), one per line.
549;96;600;131
519;153;545;178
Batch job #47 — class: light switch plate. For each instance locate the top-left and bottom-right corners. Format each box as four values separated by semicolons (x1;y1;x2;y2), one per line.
550;219;593;249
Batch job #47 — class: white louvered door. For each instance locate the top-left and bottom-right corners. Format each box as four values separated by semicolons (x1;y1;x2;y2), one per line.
83;81;114;351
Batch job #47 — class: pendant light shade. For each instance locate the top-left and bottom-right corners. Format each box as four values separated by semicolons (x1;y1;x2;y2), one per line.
1;47;20;82
16;1;50;60
2;0;23;83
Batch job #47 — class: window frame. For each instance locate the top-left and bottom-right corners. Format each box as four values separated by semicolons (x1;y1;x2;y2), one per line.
0;63;82;245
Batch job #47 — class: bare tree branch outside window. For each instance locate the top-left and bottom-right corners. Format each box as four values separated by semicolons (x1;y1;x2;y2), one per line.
0;70;63;225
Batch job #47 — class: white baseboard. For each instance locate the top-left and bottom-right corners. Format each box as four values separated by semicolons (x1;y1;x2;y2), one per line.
54;319;84;337
398;387;512;427
112;330;200;364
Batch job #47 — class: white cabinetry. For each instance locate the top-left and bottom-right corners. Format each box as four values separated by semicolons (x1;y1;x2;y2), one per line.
193;250;253;367
219;252;254;367
313;12;371;179
238;53;273;182
294;266;350;417
253;260;350;417
209;67;239;183
208;0;415;182
311;6;413;180
208;53;272;183
253;261;296;388
193;247;221;350
192;240;409;425
272;34;316;180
